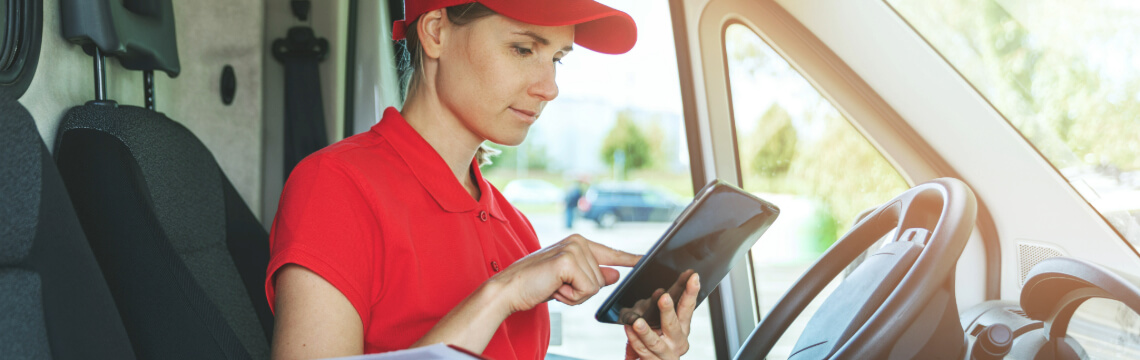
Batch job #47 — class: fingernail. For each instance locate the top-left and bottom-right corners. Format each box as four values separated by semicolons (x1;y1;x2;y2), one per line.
694;274;701;286
635;318;647;331
662;294;672;306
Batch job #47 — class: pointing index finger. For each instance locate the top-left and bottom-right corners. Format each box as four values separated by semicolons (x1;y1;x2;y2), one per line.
587;241;642;267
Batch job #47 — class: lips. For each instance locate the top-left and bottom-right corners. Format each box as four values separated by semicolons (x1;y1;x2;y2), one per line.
511;107;537;117
510;107;538;123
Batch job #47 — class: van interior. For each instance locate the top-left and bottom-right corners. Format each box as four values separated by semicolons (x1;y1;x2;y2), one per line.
2;0;1139;359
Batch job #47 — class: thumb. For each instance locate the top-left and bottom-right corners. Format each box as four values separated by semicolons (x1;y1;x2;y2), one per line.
601;267;622;286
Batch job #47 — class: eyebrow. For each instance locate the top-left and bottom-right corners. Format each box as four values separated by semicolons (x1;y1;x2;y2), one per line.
514;30;574;52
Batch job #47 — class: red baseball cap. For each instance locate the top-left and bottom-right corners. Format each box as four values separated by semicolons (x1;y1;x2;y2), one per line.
392;0;637;54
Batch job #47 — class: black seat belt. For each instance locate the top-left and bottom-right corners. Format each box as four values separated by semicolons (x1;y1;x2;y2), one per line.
273;24;329;181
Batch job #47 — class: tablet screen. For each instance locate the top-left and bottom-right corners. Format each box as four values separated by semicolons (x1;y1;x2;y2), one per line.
595;180;779;327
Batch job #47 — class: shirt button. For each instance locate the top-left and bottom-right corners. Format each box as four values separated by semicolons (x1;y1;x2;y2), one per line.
491;261;500;272
479;211;488;222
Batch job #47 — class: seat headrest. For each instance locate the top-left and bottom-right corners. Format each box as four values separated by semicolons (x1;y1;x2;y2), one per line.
60;0;181;77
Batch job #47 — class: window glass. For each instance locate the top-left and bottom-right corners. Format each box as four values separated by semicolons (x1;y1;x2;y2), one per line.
886;0;1140;245
886;1;1140;352
481;1;715;358
1069;298;1140;358
724;24;911;358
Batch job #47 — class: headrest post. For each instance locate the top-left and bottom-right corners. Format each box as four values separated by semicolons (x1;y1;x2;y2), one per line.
93;47;107;101
144;70;155;111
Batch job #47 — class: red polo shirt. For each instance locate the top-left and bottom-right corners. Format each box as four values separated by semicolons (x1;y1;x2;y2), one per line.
265;107;549;359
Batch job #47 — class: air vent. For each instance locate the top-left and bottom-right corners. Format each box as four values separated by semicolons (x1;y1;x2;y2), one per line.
1006;308;1029;319
1017;241;1065;286
970;324;987;336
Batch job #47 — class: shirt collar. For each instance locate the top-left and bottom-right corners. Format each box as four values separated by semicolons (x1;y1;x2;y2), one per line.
374;107;507;221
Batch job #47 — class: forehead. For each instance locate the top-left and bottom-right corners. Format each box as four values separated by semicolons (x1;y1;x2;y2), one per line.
471;13;575;46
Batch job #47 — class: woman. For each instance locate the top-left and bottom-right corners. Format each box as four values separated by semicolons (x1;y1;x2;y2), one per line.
265;1;701;359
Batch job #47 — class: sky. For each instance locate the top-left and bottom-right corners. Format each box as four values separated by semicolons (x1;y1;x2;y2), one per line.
553;0;684;114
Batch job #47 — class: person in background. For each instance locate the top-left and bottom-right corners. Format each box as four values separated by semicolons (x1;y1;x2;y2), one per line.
564;180;584;229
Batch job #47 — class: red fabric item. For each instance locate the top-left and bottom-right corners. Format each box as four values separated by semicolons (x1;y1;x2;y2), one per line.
392;0;637;54
265;107;549;359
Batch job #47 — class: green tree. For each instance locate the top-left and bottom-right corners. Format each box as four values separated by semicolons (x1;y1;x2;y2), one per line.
788;113;910;247
802;203;839;253
601;110;654;173
725;24;910;250
482;142;550;173
751;104;798;177
643;120;668;171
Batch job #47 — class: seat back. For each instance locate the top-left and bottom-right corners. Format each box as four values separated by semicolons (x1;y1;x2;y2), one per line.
54;104;273;359
2;78;137;360
2;1;136;357
53;0;273;357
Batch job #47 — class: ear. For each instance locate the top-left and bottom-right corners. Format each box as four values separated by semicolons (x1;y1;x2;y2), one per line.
418;8;447;60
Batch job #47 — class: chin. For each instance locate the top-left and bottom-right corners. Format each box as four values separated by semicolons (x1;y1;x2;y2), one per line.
491;136;527;147
486;130;530;147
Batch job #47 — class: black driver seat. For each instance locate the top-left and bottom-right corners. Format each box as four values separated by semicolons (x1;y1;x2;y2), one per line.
55;105;274;359
0;2;135;357
52;0;273;358
1;101;139;360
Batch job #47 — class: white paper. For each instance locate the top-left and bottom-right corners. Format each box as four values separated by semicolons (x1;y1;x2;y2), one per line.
320;344;480;360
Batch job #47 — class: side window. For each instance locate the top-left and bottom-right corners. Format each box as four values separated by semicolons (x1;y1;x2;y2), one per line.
642;191;662;204
724;24;911;358
626;192;645;204
482;1;716;358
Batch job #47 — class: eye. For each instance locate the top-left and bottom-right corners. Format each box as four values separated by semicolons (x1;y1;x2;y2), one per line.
512;45;534;56
554;57;564;65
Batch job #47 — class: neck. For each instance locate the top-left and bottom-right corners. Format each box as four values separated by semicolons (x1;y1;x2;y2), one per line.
401;84;484;197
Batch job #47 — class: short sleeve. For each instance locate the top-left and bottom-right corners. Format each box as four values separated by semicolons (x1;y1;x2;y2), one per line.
265;154;380;324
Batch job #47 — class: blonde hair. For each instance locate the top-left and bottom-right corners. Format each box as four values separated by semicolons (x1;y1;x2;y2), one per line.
398;3;501;166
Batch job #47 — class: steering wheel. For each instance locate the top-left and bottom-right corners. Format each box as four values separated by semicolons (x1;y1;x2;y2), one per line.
734;178;977;359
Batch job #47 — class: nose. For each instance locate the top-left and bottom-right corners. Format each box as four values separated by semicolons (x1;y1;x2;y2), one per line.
528;64;559;101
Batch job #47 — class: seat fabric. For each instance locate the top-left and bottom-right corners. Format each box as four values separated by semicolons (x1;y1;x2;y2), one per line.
1;99;136;360
54;103;273;360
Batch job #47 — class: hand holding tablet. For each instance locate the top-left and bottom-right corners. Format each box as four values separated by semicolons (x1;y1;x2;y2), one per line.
597;180;780;328
618;269;696;328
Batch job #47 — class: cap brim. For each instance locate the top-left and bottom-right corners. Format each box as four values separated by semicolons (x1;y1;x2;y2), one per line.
479;0;637;54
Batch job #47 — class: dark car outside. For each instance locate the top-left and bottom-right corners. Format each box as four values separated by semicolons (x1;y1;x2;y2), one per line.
578;184;684;228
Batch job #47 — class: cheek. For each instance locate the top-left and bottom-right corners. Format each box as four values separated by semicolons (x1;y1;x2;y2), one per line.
465;48;525;103
440;46;506;112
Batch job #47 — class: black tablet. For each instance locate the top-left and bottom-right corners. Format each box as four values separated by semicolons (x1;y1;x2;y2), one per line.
595;180;780;327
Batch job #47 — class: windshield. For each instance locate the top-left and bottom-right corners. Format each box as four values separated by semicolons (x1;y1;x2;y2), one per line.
886;0;1140;246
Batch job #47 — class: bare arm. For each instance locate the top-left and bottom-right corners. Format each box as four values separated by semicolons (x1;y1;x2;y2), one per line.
271;265;364;360
271;235;642;358
408;280;512;352
415;234;642;352
272;265;514;360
